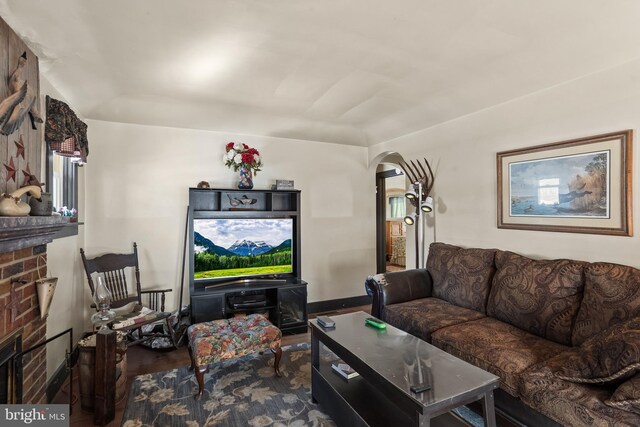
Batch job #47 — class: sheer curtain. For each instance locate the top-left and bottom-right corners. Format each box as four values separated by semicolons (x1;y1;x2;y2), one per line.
389;196;406;218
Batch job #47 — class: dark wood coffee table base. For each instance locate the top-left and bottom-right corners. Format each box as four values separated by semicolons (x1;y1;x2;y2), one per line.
310;312;498;427
311;365;473;427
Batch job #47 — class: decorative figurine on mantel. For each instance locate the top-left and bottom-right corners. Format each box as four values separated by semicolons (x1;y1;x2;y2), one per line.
223;142;263;190
0;184;42;216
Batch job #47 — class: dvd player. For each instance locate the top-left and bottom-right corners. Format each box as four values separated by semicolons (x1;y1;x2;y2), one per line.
228;294;268;309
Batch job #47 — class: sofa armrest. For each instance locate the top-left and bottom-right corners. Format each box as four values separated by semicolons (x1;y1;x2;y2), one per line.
365;269;433;319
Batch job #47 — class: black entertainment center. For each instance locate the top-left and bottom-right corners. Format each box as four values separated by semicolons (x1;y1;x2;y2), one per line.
188;187;308;334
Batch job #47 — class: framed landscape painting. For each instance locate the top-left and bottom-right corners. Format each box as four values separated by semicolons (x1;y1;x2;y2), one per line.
497;130;633;236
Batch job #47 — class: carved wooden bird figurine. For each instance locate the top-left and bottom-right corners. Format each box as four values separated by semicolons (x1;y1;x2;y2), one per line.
227;194;257;206
0;52;43;135
227;194;240;206
238;195;257;205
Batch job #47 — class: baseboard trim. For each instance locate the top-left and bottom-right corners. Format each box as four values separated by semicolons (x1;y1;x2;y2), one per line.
308;295;372;314
46;338;82;403
46;357;70;403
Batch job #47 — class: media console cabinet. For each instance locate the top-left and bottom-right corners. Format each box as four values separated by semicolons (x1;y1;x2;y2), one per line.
188;187;308;334
190;279;308;334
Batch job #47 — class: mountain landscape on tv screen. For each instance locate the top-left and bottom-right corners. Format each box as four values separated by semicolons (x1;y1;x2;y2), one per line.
228;239;272;256
194;232;235;256
194;231;292;279
194;232;291;256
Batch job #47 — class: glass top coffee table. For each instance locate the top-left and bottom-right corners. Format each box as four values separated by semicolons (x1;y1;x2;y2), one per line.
310;311;499;427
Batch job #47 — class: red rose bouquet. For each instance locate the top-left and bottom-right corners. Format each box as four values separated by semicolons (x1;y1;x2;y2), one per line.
223;142;263;174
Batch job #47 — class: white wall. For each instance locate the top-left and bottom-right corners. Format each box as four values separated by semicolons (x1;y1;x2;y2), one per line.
369;58;640;266
84;120;376;307
39;76;89;383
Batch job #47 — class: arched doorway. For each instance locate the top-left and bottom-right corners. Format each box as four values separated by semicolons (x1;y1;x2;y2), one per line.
372;152;407;274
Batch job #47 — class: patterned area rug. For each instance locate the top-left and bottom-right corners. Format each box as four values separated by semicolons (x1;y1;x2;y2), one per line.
121;343;334;427
121;342;484;427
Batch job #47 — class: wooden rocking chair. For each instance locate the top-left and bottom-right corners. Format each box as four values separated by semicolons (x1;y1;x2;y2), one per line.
80;242;178;349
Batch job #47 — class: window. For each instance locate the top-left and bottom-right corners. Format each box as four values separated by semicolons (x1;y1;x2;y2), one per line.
46;146;79;235
388;196;406;218
538;178;559;205
44;95;86;229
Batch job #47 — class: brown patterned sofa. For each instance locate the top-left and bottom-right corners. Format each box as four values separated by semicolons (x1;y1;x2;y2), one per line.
365;242;640;427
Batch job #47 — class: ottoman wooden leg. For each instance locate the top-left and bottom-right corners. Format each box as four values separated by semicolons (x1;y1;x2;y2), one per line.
194;365;207;399
271;346;283;377
189;341;207;399
188;345;196;371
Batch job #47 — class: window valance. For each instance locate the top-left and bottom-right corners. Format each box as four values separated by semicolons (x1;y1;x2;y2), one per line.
45;96;88;164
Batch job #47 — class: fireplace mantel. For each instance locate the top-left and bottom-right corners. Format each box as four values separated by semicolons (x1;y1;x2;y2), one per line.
0;217;70;253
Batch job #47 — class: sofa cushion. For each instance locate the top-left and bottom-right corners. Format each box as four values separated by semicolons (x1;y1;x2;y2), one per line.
426;242;496;313
606;374;640;415
572;262;640;346
431;317;568;396
521;349;639;427
486;251;585;346
383;297;485;342
555;318;640;385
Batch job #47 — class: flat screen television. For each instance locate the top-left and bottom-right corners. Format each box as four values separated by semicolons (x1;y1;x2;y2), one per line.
193;218;294;284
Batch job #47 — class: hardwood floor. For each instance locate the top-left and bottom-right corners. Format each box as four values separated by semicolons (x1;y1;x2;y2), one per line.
56;306;369;427
385;263;405;272
57;305;516;427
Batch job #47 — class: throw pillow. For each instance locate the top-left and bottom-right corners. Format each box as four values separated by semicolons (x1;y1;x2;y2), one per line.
555;318;640;385
605;374;640;415
572;262;640;346
112;301;141;316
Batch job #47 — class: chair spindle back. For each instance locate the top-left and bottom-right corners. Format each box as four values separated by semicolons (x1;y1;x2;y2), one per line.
80;242;142;309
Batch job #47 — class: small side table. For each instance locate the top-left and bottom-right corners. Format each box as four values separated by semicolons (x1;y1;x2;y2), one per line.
78;331;127;411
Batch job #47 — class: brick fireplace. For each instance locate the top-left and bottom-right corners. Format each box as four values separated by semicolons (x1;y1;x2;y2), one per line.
0;216;69;404
0;245;48;403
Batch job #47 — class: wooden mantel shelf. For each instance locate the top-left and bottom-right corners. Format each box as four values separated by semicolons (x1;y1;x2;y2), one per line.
0;216;70;253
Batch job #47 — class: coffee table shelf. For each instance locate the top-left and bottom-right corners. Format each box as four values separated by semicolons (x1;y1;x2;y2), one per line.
312;362;468;427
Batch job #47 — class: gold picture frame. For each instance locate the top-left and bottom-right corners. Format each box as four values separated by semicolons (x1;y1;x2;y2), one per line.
497;130;633;236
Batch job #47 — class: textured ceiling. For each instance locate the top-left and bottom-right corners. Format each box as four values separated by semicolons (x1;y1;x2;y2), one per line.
1;0;640;146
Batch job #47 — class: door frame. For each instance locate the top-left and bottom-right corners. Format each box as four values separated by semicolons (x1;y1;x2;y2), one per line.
375;168;404;273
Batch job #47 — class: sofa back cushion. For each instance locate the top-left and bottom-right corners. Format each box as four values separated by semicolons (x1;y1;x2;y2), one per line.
486;251;585;346
572;262;640;346
426;242;496;313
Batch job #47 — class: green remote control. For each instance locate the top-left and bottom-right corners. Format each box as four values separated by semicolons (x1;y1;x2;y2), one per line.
365;317;386;329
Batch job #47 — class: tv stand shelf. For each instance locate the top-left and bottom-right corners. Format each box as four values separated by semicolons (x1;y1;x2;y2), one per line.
189;187;300;213
188;187;307;334
190;279;308;334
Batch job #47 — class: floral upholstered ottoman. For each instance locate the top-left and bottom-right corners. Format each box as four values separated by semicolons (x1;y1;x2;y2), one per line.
187;313;282;398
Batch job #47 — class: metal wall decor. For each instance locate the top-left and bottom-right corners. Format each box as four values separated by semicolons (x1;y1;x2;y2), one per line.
399;157;435;211
398;157;435;268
